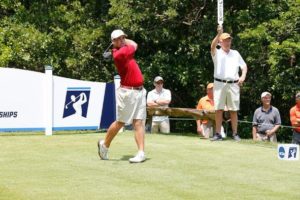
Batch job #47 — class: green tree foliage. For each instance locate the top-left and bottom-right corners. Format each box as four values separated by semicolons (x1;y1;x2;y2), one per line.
0;0;299;138
237;0;300;140
0;0;114;81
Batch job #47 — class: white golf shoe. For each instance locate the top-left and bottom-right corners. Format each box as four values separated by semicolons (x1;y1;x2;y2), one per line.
129;152;146;163
98;139;108;160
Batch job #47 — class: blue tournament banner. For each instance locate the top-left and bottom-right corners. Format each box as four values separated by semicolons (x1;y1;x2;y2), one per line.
0;67;117;132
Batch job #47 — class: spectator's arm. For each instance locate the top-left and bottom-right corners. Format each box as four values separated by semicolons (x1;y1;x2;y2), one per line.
252;126;258;140
266;125;281;137
211;25;223;56
125;39;137;50
156;90;171;106
266;109;281;136
147;92;157;107
156;99;171;106
147;101;155;107
238;65;248;84
252;110;259;140
295;119;300;126
147;100;161;107
196;120;202;135
290;108;300;127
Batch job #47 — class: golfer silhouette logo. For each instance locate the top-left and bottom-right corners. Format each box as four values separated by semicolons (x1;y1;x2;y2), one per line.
288;147;297;159
63;87;90;119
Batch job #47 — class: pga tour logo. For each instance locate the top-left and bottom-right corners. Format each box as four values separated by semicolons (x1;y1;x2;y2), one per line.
278;144;299;161
63;87;90;119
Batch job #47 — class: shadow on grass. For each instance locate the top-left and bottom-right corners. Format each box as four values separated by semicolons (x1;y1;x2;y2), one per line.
120;155;132;161
101;155;151;162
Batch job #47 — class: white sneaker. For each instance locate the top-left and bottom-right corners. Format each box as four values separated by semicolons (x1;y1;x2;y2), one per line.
129;152;146;163
98;139;108;160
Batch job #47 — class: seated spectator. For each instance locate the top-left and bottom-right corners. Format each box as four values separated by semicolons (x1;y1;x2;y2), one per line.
289;92;300;145
147;76;171;133
196;83;225;138
252;92;281;142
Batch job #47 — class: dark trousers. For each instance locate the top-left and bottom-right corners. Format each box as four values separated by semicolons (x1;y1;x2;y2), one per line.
292;130;300;145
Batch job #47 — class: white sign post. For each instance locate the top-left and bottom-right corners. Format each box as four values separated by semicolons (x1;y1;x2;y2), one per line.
218;0;224;27
44;65;53;136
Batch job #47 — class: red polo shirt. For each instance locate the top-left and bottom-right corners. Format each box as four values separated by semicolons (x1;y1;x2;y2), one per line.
290;104;300;133
112;44;143;87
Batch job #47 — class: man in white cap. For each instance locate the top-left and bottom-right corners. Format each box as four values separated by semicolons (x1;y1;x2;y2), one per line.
210;25;248;141
98;29;147;163
252;92;281;142
147;76;172;133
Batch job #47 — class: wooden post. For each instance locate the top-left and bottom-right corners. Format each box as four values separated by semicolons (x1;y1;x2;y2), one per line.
146;107;216;121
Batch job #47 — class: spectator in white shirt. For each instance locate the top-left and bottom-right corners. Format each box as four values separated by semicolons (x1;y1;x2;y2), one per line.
147;76;172;133
210;25;248;141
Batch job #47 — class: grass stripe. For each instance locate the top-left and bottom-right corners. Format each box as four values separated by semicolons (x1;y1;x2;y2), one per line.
0;132;299;200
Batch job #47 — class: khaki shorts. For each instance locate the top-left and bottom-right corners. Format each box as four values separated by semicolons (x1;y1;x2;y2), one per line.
292;131;300;145
214;81;240;111
116;87;146;124
151;119;170;133
201;121;225;138
201;121;214;138
256;133;277;143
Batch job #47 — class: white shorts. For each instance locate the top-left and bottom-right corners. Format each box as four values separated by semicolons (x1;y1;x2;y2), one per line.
151;119;170;133
200;122;214;138
201;121;226;138
116;87;146;124
213;81;240;111
256;133;277;143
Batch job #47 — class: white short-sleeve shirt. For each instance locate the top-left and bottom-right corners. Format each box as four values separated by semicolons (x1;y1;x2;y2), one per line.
147;88;171;122
212;49;246;80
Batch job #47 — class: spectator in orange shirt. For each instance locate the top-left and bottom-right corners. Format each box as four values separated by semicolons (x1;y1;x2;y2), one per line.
196;83;225;138
290;92;300;145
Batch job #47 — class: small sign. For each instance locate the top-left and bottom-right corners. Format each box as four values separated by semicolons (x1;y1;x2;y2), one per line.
63;87;91;118
277;144;299;161
217;0;224;25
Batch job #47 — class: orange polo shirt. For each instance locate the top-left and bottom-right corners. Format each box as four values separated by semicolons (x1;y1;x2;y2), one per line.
290;104;300;133
196;95;214;124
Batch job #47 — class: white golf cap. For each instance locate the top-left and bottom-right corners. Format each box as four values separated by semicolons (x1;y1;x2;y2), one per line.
154;76;164;83
111;29;127;41
296;92;300;100
261;91;272;98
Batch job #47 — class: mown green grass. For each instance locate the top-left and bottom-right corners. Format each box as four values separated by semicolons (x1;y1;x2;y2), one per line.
0;132;299;200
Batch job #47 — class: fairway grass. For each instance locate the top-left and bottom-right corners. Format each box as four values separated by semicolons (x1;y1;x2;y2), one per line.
0;132;299;200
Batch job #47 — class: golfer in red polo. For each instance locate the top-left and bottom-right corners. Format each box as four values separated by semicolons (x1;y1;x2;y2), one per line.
98;29;146;163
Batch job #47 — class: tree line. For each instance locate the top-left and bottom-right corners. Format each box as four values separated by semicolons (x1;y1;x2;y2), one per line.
0;0;299;140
